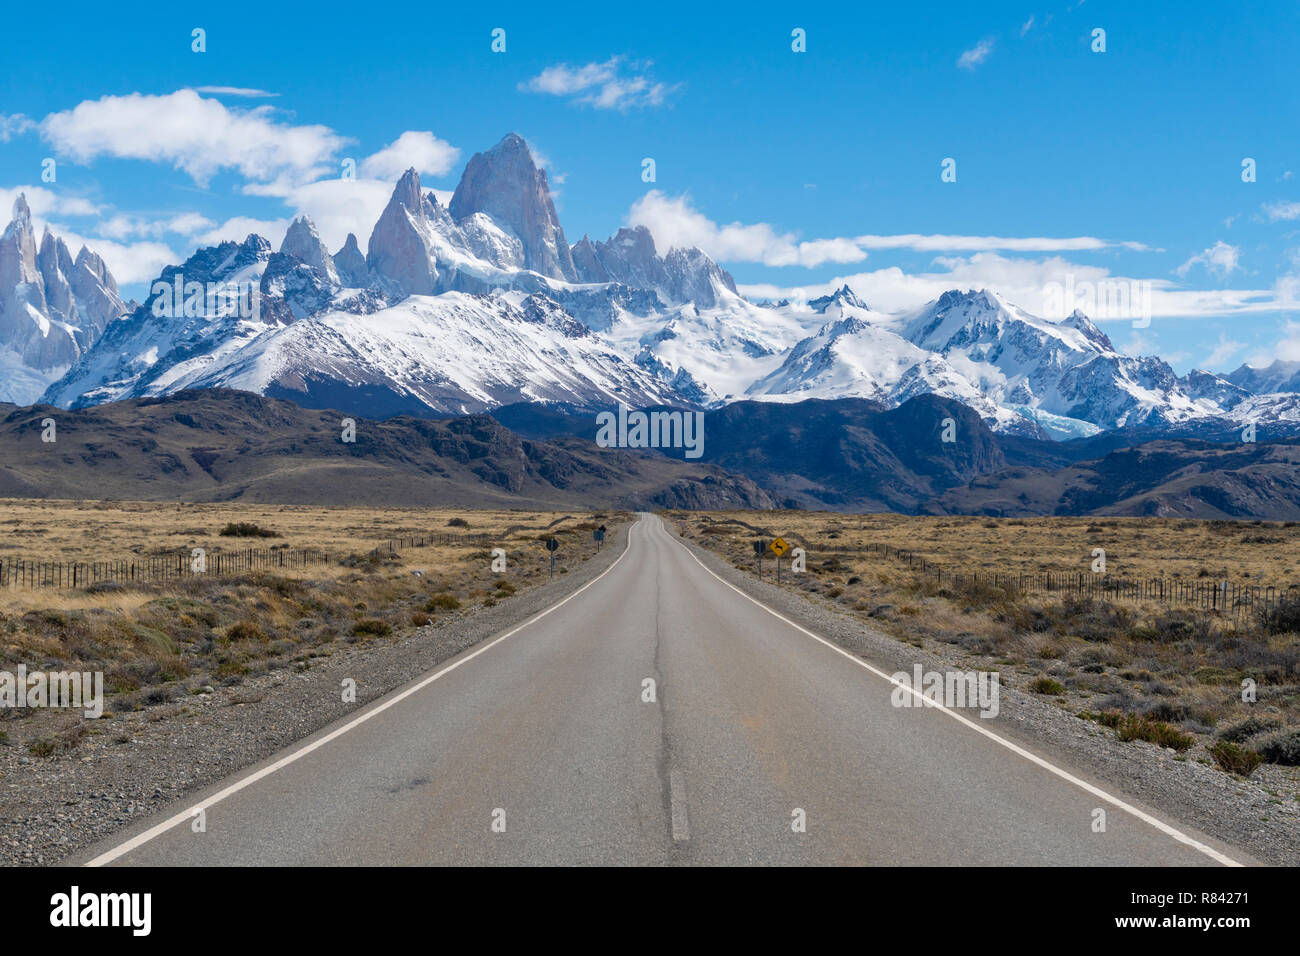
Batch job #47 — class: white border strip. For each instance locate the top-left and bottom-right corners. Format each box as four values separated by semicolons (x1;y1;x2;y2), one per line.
85;523;636;867
665;521;1243;867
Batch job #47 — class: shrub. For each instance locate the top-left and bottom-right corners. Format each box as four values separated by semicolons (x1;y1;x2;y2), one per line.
1054;598;1131;642
1209;741;1263;776
1217;715;1281;744
226;621;268;642
219;522;279;538
447;517;469;528
1256;729;1300;765
411;612;431;627
1079;710;1123;728
1130;611;1211;645
1115;714;1195;751
1259;600;1300;635
352;619;392;638
424;593;460;612
1029;676;1066;695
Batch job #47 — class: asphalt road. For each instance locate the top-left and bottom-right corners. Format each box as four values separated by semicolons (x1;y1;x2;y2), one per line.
80;513;1247;866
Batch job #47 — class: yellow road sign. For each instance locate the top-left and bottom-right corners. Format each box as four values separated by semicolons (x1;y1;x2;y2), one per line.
768;536;790;557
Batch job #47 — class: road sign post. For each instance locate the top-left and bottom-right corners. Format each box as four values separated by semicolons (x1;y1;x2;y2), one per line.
546;537;559;578
768;537;790;585
753;539;767;579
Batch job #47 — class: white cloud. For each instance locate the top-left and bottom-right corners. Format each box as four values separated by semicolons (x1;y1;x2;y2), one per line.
191;86;278;98
1176;240;1240;278
0;185;100;218
957;38;995;70
0;113;36;141
192;216;291;249
269;177;397;254
1203;336;1245;367
97;212;216;241
40;90;349;187
856;233;1152;252
1246;320;1300;365
626;191;1155;268
1262;200;1300;222
737;251;1285;322
360;131;460;181
627;191;867;268
521;57;680;110
1121;332;1159;358
1020;16;1035;36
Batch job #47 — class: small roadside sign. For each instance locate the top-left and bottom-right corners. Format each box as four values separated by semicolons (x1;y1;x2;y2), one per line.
768;537;790;557
545;537;559;579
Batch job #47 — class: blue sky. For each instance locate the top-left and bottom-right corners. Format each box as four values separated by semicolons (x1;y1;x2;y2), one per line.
2;0;1297;374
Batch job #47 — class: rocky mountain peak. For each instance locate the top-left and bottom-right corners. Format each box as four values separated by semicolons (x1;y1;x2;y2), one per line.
7;193;31;233
332;233;369;287
280;215;339;284
1062;307;1113;351
449;133;577;281
390;167;425;217
810;284;867;312
0;197;125;402
366;168;439;295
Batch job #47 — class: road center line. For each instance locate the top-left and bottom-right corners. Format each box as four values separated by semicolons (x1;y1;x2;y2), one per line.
85;522;637;867
663;517;1244;868
669;770;691;843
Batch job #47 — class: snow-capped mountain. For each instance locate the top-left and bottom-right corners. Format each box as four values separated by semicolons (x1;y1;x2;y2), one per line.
0;196;127;403
738;286;1299;439
28;132;1300;439
1225;359;1300;396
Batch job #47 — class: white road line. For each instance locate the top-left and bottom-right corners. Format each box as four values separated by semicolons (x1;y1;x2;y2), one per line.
662;518;1244;868
669;770;691;843
86;522;638;867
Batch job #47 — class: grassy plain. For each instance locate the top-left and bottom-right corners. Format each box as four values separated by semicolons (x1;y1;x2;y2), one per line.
0;500;624;755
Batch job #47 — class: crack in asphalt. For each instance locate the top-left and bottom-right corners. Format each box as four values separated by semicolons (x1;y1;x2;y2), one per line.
649;523;692;862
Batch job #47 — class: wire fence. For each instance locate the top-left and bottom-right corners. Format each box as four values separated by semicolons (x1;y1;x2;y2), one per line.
0;531;493;591
811;541;1300;621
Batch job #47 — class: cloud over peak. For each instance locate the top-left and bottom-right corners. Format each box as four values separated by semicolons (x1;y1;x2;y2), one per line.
39;89;348;187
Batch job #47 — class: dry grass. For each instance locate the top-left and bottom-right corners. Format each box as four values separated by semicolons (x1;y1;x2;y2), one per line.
0;500;604;612
0;501;624;755
0;499;571;563
681;511;1300;586
670;510;1300;782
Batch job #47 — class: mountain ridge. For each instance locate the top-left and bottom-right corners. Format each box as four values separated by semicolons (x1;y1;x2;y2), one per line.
4;132;1298;440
